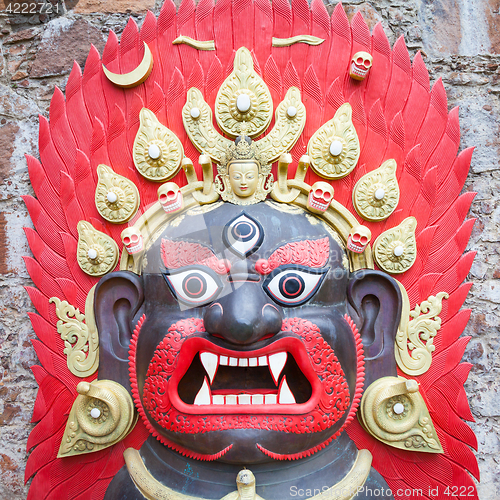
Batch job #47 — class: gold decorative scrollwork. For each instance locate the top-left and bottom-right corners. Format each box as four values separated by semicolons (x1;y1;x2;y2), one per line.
95;164;140;224
49;288;98;378
215;47;272;138
272;35;325;47
353;159;400;221
77;221;119;276
308;103;360;179
58;380;136;458
183;87;231;163
396;290;449;376
373;217;417;274
256;87;306;163
133;108;184;182
183;82;305;165
172;36;215;51
359;376;443;453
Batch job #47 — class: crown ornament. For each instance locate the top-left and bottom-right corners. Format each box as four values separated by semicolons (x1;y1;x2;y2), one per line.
215;136;273;205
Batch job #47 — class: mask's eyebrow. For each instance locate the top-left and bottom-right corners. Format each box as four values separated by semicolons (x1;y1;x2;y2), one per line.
161;239;230;275
255;237;329;275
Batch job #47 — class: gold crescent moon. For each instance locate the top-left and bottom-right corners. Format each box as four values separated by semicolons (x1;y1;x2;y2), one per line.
102;42;154;89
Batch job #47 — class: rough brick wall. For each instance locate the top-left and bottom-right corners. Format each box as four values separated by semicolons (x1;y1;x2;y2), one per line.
0;0;498;498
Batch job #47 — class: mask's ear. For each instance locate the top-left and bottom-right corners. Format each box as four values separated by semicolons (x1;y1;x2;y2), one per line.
347;269;402;388
94;271;144;391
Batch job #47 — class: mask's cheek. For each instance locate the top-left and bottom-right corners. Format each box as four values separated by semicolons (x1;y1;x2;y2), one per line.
130;318;203;431
143;375;171;413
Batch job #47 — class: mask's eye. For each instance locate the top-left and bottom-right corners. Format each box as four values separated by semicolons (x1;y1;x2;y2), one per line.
263;266;329;306
162;266;223;306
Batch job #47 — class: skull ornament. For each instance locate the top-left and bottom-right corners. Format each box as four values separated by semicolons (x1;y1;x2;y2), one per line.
347;225;372;253
158;182;183;213
350;52;373;81
307;182;334;214
121;226;144;254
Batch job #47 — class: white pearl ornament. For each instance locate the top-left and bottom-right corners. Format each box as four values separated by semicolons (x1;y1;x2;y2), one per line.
236;94;251;113
148;144;161;160
329;140;343;157
393;403;405;415
394;245;405;257
106;191;118;204
90;408;101;419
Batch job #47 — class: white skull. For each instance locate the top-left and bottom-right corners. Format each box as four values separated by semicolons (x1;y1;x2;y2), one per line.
121;227;143;255
307;182;334;214
347;225;372;253
350;51;373;81
158;182;183;213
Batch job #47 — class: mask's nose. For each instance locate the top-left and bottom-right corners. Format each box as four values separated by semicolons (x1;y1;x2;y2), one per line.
204;280;282;346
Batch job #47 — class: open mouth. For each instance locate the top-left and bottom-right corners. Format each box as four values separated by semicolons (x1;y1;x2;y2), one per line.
168;337;320;414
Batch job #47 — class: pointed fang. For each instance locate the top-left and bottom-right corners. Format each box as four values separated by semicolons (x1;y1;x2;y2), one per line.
268;352;287;385
278;376;295;404
194;377;211;405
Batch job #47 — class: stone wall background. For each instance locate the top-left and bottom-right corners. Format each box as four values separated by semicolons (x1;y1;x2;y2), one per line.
0;0;498;498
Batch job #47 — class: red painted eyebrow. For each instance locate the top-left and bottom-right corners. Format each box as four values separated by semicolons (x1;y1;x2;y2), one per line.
255;237;329;275
161;239;230;275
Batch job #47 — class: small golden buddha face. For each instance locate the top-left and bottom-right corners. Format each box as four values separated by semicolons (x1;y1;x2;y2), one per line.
228;161;259;198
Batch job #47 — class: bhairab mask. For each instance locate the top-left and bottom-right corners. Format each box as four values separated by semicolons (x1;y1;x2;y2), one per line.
23;3;479;500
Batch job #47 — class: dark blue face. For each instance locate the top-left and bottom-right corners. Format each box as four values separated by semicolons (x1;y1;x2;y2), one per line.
132;202;360;464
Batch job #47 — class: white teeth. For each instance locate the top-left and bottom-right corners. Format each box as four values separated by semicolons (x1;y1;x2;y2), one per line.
190;350;295;406
278;376;296;404
265;394;277;404
268;352;287;384
200;352;218;383
194;378;211;405
252;394;264;405
238;394;251;404
226;394;237;405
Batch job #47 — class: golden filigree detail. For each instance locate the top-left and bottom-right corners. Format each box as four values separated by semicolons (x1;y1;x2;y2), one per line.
102;42;153;89
215;137;272;205
353;159;400;221
272;35;325;47
183;86;305;166
215;47;272;138
308;103;360;179
172;36;215;50
58;380;136;457
95;165;140;224
396;290;448;376
256;87;306;163
373;217;417;274
133;108;184;182
183;87;231;163
359;377;443;453
77;221;119;276
49;289;98;378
